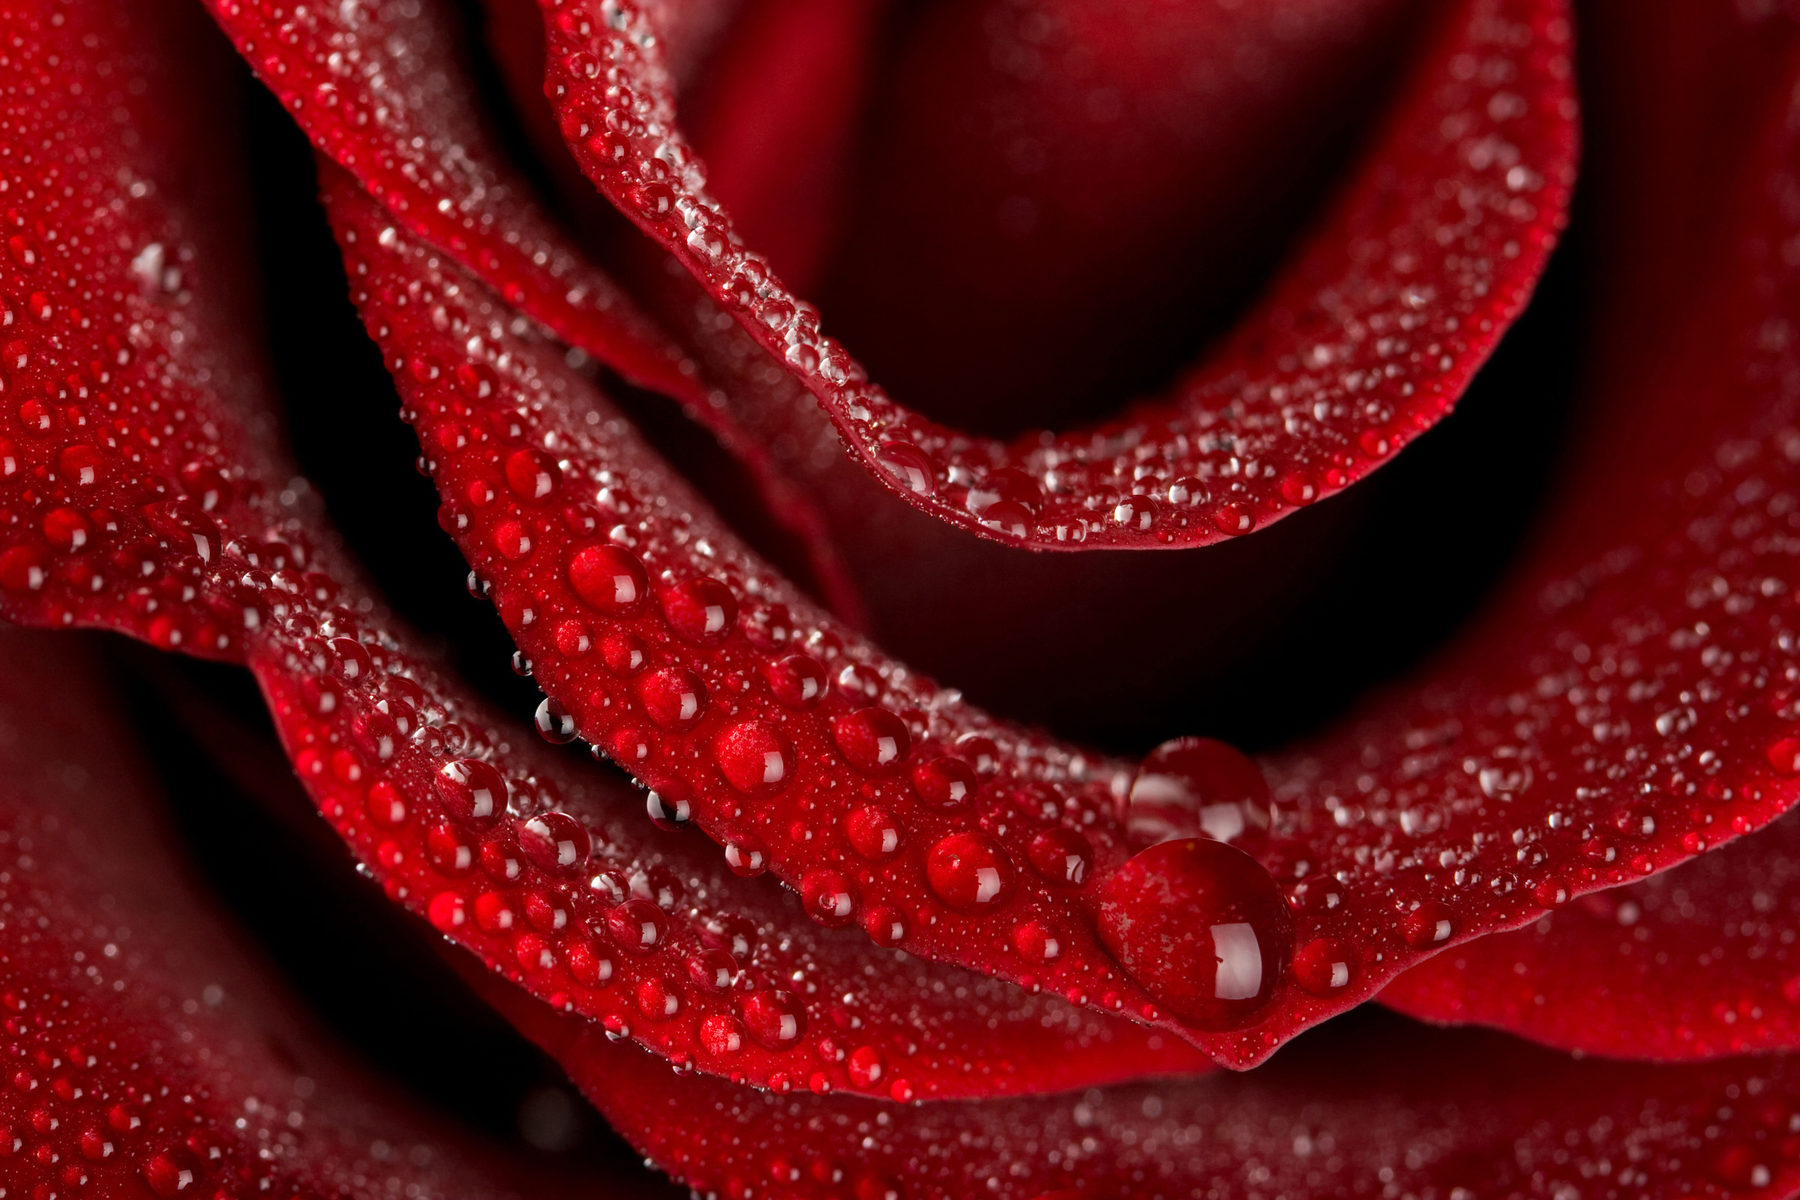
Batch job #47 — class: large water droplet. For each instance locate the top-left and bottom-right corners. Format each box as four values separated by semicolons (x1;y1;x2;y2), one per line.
830;706;910;774
567;543;647;613
1126;737;1271;853
714;720;796;795
517;811;591;875
739;989;806;1050
1094;838;1292;1029
661;576;738;644
435;758;508;826
925;832;1012;911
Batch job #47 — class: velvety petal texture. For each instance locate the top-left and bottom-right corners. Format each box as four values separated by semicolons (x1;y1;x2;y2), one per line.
198;0;865;618
327;0;1800;1067
1382;807;1800;1060
0;629;637;1199
199;0;692;397
519;1002;1800;1200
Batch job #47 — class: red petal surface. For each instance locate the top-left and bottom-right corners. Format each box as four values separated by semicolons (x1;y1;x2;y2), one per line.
519;1000;1800;1200
337;0;1800;1071
0;628;638;1199
0;0;1193;1103
680;0;889;294
537;0;1575;548
815;0;1419;436
198;0;693;399
1381;807;1800;1060
0;0;318;658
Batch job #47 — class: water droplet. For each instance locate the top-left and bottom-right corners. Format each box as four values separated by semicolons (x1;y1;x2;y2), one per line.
638;666;707;730
534;696;579;744
1126;737;1271;853
861;905;907;946
925;832;1012;911
1291;937;1356;996
605;899;666;955
701;1014;746;1056
911;755;977;808
505;448;561;500
801;868;856;927
766;653;828;707
517;812;591;875
846;805;902;860
435;758;508;826
1094;838;1292;1029
687;948;737;992
846;1045;885;1088
724;836;768;876
739;989;806;1050
661;576;738;644
875;441;935;495
830;707;911;774
1025;827;1092;886
714;720;796;795
646;786;692;830
567;543;648;614
1400;900;1457;947
1012;920;1063;963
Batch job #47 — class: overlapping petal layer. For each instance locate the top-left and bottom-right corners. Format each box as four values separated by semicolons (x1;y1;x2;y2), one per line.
0;629;642;1199
1382;807;1800;1060
518;1000;1800;1200
535;0;1576;548
8;5;1800;1199
251;567;1207;1100
198;0;690;397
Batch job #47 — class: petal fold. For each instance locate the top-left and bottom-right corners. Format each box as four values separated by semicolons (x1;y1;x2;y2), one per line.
521;1000;1800;1200
536;0;1576;548
200;0;692;397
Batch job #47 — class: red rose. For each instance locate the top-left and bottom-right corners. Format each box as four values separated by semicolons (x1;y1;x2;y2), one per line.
0;0;1796;1195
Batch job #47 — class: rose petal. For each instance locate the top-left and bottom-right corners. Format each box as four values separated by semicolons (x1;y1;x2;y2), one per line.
516;998;1800;1200
680;0;889;294
1240;4;1800;1058
0;0;321;657
0;0;1202;1103
0;0;1198;1102
0;627;645;1198
536;0;1575;548
1381;807;1800;1060
327;175;1193;1040
1372;5;1800;1064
